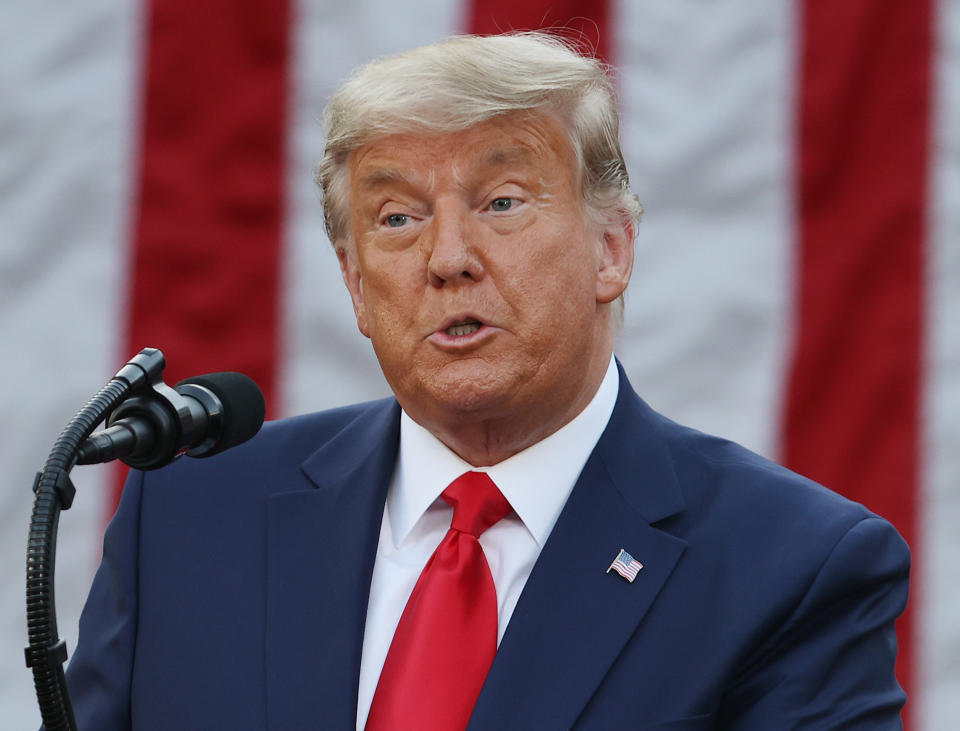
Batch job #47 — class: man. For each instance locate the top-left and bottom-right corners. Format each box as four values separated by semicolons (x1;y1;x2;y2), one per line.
63;33;909;729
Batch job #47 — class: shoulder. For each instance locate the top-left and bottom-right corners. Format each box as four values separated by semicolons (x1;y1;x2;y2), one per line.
602;375;907;594
664;411;869;523
130;396;399;503
658;409;878;541
654;421;911;723
605;371;880;536
600;384;909;721
248;397;398;459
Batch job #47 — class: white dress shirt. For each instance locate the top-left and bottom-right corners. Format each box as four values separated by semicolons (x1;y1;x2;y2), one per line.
355;357;620;729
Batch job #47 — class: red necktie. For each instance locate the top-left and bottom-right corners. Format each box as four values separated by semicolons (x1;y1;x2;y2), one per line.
366;471;511;731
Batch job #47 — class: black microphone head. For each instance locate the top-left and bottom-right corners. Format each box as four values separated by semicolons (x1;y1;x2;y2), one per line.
175;372;265;457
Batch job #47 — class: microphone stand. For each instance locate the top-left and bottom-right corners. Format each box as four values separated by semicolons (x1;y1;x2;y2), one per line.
25;348;167;731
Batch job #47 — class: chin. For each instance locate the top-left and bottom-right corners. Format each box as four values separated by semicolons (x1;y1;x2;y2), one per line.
418;365;520;419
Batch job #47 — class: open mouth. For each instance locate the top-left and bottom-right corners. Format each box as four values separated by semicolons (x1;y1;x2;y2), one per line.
446;319;482;337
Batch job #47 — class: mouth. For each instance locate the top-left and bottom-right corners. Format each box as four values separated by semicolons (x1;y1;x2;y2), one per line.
428;314;497;348
445;319;482;337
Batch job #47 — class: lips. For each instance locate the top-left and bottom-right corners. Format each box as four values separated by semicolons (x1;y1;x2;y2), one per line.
428;314;496;347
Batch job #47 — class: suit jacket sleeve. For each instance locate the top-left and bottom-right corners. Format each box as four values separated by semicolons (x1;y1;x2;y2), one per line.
60;468;144;731
719;515;910;729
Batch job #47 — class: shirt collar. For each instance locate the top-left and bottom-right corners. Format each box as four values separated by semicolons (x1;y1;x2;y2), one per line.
389;356;620;548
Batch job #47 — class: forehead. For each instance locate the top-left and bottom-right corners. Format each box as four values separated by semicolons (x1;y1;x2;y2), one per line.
348;112;577;191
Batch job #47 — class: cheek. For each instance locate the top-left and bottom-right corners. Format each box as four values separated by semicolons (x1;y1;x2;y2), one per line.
358;258;421;334
519;227;600;302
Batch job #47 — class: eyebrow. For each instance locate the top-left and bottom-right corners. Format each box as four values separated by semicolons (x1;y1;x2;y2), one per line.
357;168;414;191
480;146;537;168
355;145;539;193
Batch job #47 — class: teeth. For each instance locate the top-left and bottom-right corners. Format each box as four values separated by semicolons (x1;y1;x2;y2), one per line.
447;322;481;336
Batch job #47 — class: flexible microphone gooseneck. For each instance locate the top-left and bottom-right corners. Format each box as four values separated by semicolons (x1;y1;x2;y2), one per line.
25;348;265;731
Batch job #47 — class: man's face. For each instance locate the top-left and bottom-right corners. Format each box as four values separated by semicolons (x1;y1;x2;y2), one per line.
339;112;633;454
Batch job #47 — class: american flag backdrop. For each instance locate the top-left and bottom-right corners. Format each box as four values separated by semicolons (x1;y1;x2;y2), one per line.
1;1;957;728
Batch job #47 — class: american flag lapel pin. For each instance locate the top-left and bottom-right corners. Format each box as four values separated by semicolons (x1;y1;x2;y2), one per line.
607;548;643;582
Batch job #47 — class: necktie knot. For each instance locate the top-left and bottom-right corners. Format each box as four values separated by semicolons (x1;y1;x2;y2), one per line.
442;471;511;538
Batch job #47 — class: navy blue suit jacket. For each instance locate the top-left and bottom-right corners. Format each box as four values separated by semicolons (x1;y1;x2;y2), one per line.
64;368;909;729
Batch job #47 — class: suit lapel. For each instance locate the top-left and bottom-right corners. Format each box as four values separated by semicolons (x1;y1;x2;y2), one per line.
469;370;688;730
265;400;400;731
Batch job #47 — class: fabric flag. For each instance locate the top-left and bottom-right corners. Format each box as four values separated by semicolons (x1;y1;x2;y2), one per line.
1;2;956;729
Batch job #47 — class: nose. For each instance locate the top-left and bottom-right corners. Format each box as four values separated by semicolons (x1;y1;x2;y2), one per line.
423;203;484;288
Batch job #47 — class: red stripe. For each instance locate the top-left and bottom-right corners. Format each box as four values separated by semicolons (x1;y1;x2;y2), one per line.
786;2;931;724
466;0;611;63
116;1;291;505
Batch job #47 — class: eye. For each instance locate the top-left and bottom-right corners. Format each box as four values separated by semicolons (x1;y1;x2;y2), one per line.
384;213;409;228
489;197;515;212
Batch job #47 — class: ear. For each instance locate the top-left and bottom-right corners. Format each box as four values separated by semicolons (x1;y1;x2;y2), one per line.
337;245;371;338
595;218;635;304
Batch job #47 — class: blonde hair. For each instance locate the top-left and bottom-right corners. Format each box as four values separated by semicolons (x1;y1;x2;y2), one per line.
316;32;642;247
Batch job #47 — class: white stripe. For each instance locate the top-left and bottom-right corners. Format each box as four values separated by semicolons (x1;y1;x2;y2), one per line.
613;0;796;459
0;2;141;726
920;0;960;727
279;0;465;416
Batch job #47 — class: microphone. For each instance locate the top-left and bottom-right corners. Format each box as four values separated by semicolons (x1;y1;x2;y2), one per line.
76;372;266;470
